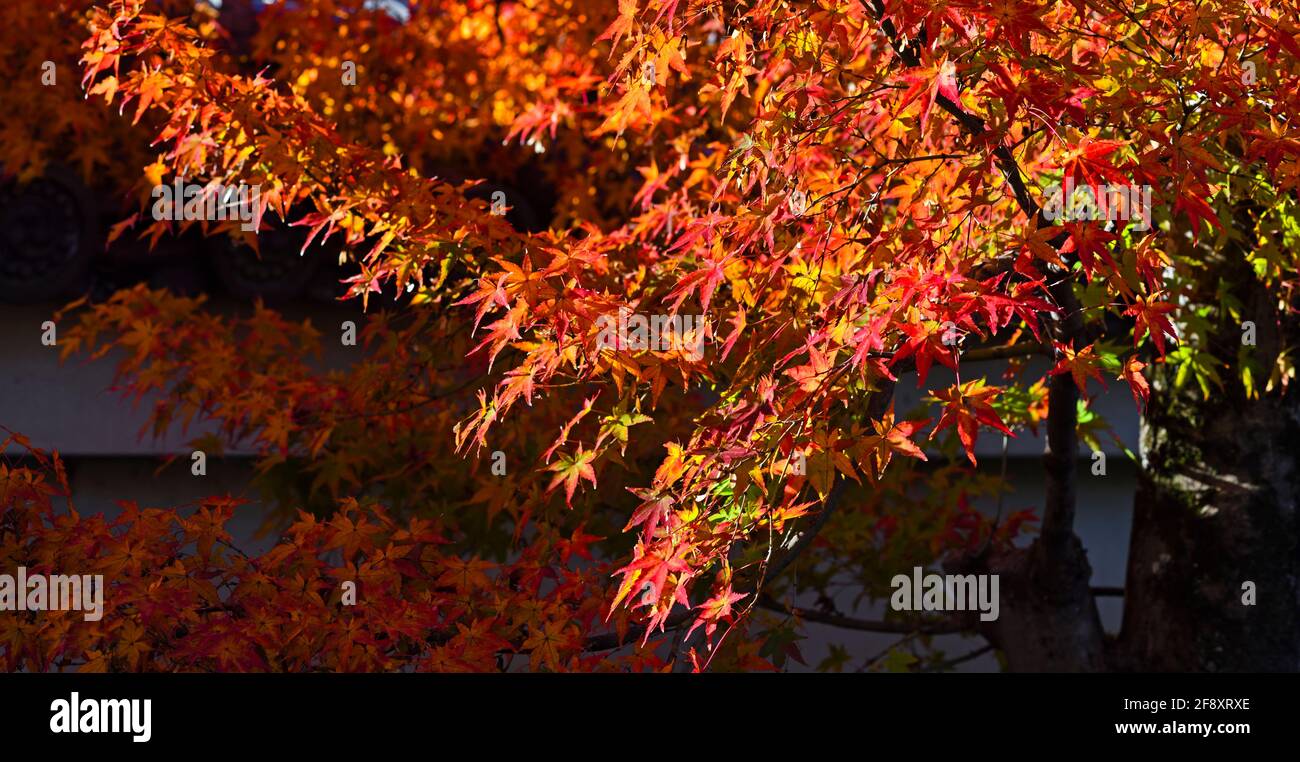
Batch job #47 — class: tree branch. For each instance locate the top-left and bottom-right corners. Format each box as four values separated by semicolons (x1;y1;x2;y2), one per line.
888;340;1049;375
919;644;996;672
1041;339;1080;546
582;610;693;653
870;0;1089;546
758;593;966;634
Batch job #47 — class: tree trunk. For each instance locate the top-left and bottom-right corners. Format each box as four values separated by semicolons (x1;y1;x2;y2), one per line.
1116;253;1300;671
970;534;1107;671
961;280;1107;672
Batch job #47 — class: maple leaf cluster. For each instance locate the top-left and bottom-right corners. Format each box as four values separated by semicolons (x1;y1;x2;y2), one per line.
0;433;690;672
0;0;1297;670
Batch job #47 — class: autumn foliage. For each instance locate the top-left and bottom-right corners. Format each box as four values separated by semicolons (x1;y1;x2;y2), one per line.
2;0;1299;671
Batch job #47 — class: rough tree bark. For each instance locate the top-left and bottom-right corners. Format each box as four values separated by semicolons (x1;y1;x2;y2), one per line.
1115;225;1300;672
